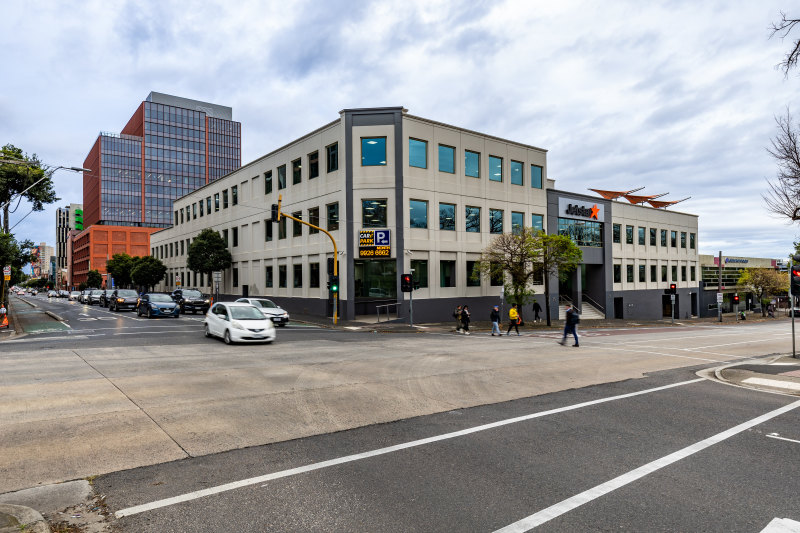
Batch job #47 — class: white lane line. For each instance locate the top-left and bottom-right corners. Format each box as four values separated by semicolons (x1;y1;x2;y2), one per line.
600;346;722;363
114;378;704;518
742;377;800;392
494;398;800;533
766;433;800;444
760;517;800;532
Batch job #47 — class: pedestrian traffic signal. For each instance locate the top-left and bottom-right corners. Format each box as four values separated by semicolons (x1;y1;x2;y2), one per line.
669;283;677;294
401;273;413;292
792;267;800;296
270;204;280;222
328;275;339;293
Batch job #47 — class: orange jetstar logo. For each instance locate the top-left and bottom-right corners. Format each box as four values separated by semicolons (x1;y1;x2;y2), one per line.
590;204;599;219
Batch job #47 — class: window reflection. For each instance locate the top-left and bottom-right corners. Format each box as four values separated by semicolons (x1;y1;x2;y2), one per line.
362;199;387;228
361;137;387;166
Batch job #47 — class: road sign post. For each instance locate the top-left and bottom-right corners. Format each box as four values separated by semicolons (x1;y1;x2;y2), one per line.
212;271;222;305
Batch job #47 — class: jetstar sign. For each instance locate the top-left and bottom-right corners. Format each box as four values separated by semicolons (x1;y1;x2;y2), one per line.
558;198;605;221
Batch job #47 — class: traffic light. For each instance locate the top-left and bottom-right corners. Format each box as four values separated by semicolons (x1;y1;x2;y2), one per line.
401;273;413;292
270;204;280;222
733;294;740;305
792;267;800;296
328;275;339;293
669;283;677;294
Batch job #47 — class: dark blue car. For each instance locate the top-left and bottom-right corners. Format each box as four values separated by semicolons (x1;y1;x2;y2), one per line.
137;293;180;318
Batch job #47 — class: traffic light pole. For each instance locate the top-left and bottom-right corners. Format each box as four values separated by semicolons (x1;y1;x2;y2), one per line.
792;260;796;359
276;196;339;325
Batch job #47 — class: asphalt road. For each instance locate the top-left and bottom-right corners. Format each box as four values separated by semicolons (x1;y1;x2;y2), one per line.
98;366;800;532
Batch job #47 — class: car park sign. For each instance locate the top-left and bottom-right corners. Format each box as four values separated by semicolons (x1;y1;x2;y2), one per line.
359;229;391;258
3;266;10;281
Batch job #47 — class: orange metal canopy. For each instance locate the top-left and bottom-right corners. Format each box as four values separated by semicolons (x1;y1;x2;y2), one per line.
588;188;641;200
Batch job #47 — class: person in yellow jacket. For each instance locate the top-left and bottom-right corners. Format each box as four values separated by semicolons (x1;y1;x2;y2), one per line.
507;303;521;336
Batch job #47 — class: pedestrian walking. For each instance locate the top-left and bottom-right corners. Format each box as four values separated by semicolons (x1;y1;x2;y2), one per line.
453;305;463;333
532;300;542;322
461;305;471;335
559;305;580;346
507;303;521;336
490;305;501;336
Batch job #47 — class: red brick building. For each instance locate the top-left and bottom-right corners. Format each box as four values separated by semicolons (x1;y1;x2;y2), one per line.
70;226;160;287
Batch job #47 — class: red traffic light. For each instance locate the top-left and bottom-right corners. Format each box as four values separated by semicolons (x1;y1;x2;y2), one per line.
401;274;413;292
733;295;740;303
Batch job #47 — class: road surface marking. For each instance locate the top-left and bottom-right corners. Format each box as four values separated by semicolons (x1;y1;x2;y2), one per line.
743;377;800;392
115;378;704;518
601;346;722;363
493;398;800;533
766;433;800;445
760;517;800;532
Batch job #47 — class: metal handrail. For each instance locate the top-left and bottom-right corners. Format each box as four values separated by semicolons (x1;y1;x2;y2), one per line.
582;294;605;313
376;302;401;322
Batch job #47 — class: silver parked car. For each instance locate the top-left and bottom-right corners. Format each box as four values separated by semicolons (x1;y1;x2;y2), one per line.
235;298;290;326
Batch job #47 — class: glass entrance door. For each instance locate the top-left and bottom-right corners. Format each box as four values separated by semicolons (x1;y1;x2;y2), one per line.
354;259;397;299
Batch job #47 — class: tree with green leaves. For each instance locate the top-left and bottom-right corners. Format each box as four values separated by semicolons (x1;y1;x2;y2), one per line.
106;253;136;288
476;228;542;310
530;231;583;327
0;144;58;233
86;269;103;288
0;233;35;304
187;228;232;281
131;256;167;293
737;267;788;316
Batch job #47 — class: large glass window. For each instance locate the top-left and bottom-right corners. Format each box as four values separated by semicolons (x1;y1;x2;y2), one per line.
308;151;319;179
206;197;211;214
362;199;387;228
661;265;668;282
439;145;455;173
292;211;302;237
626;265;634;283
439;203;456;231
661;229;667;247
465;150;480;178
278;217;286;239
672;265;678;281
232;227;239;247
650;228;656;246
411;259;428;288
308;207;320;234
489;155;503;182
214;193;220;212
193;203;197;219
511;211;524;234
232;186;238;206
409;199;428;229
409;139;427;168
680;232;686;248
265;266;273;288
327;143;338;172
466;261;481;286
681;265;687;281
691;266;696;281
265;220;272;241
277;165;286;189
264;171;272;194
625;225;633;244
199;200;204;217
639;264;646;283
671;230;677;248
327;202;339;231
489;209;504;234
613;223;621;243
465;206;481;233
531;214;544;231
293;264;303;288
440;260;456;287
233;268;238;288
557;218;604;247
651;264;657;282
361;137;387;166
310;262;320;288
690;233;696;249
222;229;228;246
614;265;621;283
531;165;543;188
354;259;396;298
638;227;645;245
222;190;229;209
510;160;523;185
279;265;287;288
292;159;302;184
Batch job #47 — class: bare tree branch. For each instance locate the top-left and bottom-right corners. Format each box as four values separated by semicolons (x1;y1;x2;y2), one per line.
770;11;800;77
764;109;800;220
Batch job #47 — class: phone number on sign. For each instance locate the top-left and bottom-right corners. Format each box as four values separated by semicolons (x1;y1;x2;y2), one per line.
359;246;391;258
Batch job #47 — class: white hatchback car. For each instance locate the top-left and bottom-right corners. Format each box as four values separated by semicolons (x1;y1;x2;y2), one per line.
204;302;276;344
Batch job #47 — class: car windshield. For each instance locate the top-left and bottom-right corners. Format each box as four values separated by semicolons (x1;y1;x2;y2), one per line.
117;290;138;297
148;294;173;302
253;299;278;309
229;306;265;320
182;290;203;298
70;292;80;296
91;290;103;295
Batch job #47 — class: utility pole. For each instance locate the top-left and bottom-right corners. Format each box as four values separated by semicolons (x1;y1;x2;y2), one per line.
718;251;723;323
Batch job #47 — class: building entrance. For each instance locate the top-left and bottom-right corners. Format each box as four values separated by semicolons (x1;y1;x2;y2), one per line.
354;259;397;318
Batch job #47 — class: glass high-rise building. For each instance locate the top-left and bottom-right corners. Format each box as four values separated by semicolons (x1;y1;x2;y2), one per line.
82;92;241;228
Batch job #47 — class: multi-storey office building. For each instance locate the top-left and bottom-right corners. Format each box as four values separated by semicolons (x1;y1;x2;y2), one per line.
150;106;700;321
699;254;783;313
82;91;241;229
56;203;83;272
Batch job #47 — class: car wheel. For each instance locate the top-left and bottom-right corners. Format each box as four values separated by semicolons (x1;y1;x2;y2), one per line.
204;324;212;338
136;307;141;317
223;329;232;344
147;308;152;319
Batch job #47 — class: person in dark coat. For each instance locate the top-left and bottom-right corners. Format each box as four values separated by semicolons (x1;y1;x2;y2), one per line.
461;305;471;335
490;305;501;336
532;300;542;322
559;305;580;346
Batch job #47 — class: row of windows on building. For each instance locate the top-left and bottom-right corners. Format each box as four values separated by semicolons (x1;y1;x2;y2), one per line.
613;263;698;284
613;224;696;250
263;144;339;193
403;137;544;188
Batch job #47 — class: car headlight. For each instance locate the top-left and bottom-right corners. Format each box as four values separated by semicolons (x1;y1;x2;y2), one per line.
231;320;245;330
117;298;124;303
204;299;210;304
282;312;289;318
150;304;158;309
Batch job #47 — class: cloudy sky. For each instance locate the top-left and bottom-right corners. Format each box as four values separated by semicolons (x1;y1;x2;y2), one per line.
2;0;799;258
